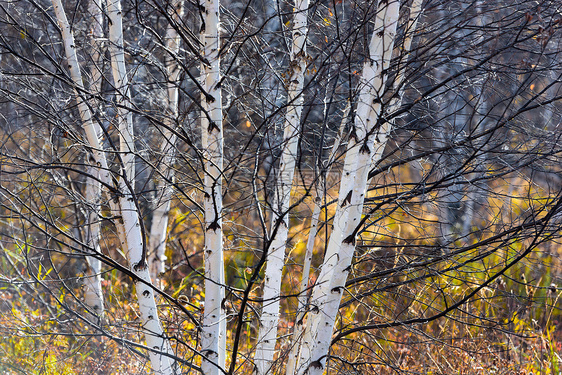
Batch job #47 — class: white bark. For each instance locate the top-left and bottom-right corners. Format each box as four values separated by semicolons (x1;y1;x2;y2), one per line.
107;0;135;181
83;160;104;318
295;2;402;374
284;184;321;375
88;0;104;94
107;1;175;372
200;0;226;372
254;0;309;373
53;1;174;373
52;0;110;178
148;0;184;283
301;2;423;372
285;103;348;375
384;0;423;119
82;0;105;319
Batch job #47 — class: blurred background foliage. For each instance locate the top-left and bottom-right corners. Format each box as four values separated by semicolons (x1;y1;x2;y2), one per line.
2;0;562;373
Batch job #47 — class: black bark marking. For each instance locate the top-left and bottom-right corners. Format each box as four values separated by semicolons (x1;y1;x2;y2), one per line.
204;92;215;103
133;259;147;271
274;216;287;228
342;233;356;245
359;142;370;154
207;220;221;231
202;349;217;357
342;190;352;207
207;120;220;133
349;126;358;142
309;360;323;369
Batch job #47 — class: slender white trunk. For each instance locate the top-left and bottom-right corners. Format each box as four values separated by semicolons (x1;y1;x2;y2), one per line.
284;184;322;375
83;161;104;318
107;1;174;372
254;0;309;373
107;0;134;180
88;0;104;93
295;2;403;374
384;0;422;119
52;1;174;373
200;0;226;372
285;103;348;375
82;0;105;318
261;0;283;157
52;0;109;178
300;2;422;372
149;0;184;283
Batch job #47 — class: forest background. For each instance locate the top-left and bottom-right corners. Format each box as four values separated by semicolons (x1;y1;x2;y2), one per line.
1;0;562;374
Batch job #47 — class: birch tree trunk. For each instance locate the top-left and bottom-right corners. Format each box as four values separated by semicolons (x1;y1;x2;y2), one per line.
285;102;348;375
295;2;402;373
254;0;309;373
148;0;184;283
82;0;105;319
200;0;226;371
83;160;104;318
107;0;134;182
53;1;174;373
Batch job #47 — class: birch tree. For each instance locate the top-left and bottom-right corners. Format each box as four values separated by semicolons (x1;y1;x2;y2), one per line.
51;0;173;373
2;0;562;374
82;160;104;318
200;0;226;371
81;0;105;318
295;2;403;373
254;0;310;372
148;0;184;283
